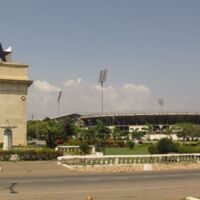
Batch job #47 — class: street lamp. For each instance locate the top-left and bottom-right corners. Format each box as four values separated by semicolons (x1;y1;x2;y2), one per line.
98;69;108;114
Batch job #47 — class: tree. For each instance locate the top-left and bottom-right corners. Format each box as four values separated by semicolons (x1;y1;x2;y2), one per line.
119;130;130;140
176;123;200;141
79;127;96;144
43;118;64;147
131;131;145;141
111;128;121;141
29;118;64;148
95;120;110;147
127;140;135;149
61;117;77;141
93;120;110;153
27;120;38;139
143;124;154;142
165;126;174;139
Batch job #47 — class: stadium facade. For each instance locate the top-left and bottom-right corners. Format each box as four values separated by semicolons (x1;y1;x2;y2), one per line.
55;112;200;133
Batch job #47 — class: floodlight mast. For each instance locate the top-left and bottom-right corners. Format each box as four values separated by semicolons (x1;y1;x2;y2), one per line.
57;91;62;116
98;69;107;114
158;99;164;113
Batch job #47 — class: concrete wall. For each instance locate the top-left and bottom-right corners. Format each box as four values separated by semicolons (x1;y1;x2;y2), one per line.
0;62;32;145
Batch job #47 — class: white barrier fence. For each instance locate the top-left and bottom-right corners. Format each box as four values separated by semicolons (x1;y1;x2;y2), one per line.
58;153;200;166
55;145;96;155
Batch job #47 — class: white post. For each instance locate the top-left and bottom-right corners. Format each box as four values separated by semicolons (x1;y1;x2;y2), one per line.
3;129;12;151
91;145;96;154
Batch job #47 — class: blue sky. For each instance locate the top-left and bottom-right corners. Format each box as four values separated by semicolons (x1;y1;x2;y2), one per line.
1;0;200;117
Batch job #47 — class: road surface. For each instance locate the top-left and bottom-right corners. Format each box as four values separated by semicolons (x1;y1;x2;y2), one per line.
0;169;200;200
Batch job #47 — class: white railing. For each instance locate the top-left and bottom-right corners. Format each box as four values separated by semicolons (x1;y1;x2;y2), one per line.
58;153;200;166
55;145;96;154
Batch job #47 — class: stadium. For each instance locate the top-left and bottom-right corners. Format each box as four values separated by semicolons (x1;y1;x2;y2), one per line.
55;112;200;133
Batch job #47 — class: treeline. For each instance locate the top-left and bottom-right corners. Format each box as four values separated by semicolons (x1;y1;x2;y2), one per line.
27;118;200;148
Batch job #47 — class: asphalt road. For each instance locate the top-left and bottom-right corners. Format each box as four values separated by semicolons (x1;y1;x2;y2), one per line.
0;170;200;200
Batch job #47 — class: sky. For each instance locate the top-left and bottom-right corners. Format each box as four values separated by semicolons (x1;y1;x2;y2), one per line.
1;0;200;119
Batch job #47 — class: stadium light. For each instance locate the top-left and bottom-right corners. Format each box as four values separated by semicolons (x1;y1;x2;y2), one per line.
98;69;108;114
158;98;164;113
57;90;62;116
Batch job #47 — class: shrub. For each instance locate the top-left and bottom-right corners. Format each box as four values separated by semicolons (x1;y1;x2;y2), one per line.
138;140;143;145
104;140;126;147
148;144;158;154
0;149;63;161
116;141;125;147
127;141;135;149
157;138;179;154
70;138;81;146
148;138;179;154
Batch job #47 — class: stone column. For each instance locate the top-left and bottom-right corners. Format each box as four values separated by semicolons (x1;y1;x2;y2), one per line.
3;129;12;151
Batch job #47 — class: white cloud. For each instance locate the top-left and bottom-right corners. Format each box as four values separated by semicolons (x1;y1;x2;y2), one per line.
28;79;154;119
63;78;82;87
33;80;61;93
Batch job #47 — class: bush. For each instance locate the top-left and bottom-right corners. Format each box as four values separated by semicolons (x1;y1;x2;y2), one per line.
148;144;158;154
127;141;135;149
0;149;63;161
148;138;179;154
157;138;179;154
116;141;126;147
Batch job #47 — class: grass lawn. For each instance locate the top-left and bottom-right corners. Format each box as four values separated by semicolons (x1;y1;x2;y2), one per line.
104;145;150;155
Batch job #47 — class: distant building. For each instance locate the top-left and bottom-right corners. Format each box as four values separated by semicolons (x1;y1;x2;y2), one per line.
0;44;33;145
54;112;200;133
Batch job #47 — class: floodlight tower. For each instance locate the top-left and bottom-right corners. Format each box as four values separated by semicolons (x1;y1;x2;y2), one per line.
57;91;62;116
158;98;164;113
98;69;108;114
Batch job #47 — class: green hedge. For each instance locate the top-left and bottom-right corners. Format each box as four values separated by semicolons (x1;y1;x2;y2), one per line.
0;149;63;161
148;138;179;154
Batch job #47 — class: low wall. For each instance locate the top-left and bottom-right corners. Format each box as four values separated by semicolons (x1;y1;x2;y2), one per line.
58;153;200;166
55;145;96;155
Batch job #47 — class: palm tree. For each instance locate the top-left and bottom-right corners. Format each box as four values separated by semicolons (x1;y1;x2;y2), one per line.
143;124;154;142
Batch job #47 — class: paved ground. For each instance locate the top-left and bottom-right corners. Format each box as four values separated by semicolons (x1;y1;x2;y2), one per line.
1;161;200;177
0;161;74;177
0;161;200;200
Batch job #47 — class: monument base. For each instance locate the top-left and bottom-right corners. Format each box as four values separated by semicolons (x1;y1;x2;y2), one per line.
3;129;12;151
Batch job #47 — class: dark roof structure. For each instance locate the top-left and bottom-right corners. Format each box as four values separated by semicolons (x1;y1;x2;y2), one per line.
54;112;200;127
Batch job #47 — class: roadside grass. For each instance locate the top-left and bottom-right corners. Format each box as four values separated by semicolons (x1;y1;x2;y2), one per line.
104;145;150;155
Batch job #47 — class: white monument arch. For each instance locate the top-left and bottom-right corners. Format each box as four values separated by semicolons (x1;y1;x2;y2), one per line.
0;43;33;146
